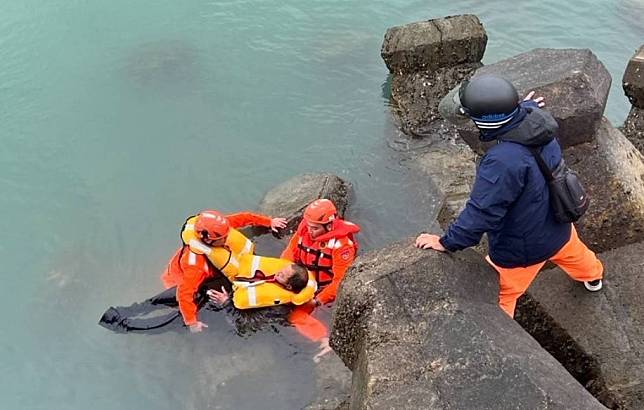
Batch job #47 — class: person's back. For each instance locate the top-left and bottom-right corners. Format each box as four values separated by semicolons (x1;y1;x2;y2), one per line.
459;104;571;267
416;75;603;318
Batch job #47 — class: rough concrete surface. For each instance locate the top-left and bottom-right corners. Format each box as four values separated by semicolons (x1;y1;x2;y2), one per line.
622;45;644;108
381;14;487;75
565;118;644;253
330;241;604;409
456;48;611;153
516;241;644;409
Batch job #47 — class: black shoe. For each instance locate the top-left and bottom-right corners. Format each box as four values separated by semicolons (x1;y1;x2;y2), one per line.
584;279;603;292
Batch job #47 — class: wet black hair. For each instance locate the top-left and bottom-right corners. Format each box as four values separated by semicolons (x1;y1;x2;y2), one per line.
287;264;309;292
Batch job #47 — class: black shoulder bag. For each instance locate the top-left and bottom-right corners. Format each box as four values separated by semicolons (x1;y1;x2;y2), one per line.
527;147;589;223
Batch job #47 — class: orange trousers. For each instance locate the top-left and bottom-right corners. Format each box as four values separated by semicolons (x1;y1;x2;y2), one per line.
288;302;328;342
486;225;603;317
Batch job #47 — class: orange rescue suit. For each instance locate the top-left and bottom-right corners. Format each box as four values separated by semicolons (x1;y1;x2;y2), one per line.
161;211;273;326
281;218;360;340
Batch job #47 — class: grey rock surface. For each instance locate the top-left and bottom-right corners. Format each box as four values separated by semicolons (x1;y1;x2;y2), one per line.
381;15;486;137
622;45;644;108
381;15;487;75
621;106;644;155
390;64;481;137
330;241;604;409
413;143;477;229
255;173;352;237
454;48;611;153
516;241;644;409
565;118;644;253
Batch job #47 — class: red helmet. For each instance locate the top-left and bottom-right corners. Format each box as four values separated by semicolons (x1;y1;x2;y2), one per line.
303;199;337;224
194;210;230;241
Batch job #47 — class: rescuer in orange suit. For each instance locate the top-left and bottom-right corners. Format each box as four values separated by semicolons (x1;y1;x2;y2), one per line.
161;210;287;333
280;199;360;360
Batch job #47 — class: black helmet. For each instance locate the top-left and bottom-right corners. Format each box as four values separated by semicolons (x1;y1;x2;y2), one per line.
459;75;519;130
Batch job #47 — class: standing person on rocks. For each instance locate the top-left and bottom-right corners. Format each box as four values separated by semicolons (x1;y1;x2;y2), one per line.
161;209;287;333
415;75;604;318
281;199;360;360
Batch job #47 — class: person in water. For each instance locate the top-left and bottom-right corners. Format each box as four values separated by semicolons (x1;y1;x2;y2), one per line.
415;75;604;317
161;209;287;333
207;262;311;309
281;198;360;361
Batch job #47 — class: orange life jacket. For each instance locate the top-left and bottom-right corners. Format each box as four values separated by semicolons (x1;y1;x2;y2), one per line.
293;219;359;286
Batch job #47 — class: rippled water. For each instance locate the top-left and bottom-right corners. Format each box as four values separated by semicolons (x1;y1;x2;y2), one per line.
1;1;642;408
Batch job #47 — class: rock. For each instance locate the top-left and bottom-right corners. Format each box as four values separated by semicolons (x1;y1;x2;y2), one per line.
381;15;487;75
621;107;644;155
390;64;481;136
565;118;644;253
330;241;604;409
455;48;611;153
254;173;352;237
382;15;486;136
622;45;644;108
413;143;477;228
516;241;644;409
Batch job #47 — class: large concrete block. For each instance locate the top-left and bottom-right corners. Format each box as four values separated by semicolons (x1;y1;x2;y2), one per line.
457;48;611;152
622;45;644;108
516;241;644;409
412;143;476;227
621;106;644;155
390;63;481;136
331;241;604;409
565;118;644;253
381;14;487;75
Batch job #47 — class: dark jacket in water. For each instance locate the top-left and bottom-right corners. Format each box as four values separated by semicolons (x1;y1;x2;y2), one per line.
440;101;571;268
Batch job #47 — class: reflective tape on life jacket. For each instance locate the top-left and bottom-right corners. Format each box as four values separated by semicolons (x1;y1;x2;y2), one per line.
232;271;317;309
182;215;254;281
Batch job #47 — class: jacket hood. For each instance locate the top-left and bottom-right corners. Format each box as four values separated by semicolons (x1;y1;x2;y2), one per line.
479;102;559;147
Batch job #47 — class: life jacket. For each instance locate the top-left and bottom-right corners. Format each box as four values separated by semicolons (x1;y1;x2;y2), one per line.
181;215;255;281
294;219;360;287
231;257;317;309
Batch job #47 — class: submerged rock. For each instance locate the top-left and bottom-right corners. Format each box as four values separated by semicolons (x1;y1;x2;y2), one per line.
331;241;604;409
124;39;200;89
516;241;644;409
381;15;487;75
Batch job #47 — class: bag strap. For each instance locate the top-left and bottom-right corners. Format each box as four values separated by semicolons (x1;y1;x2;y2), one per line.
526;146;554;182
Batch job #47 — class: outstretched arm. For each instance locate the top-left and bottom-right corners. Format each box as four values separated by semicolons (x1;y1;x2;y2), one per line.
226;212;286;232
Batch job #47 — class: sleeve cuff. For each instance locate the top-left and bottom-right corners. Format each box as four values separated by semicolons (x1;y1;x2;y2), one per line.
439;236;457;253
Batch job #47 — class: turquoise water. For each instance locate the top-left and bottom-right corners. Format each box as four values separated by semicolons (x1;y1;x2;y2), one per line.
1;1;642;409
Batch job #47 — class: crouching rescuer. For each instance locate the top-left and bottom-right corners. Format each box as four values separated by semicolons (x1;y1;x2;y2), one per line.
281;199;360;360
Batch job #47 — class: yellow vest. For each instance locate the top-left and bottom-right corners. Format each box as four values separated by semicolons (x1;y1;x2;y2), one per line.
182;216;255;280
232;255;317;309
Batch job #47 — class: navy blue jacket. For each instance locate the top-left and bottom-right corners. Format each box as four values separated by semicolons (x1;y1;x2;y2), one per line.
440;102;571;268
